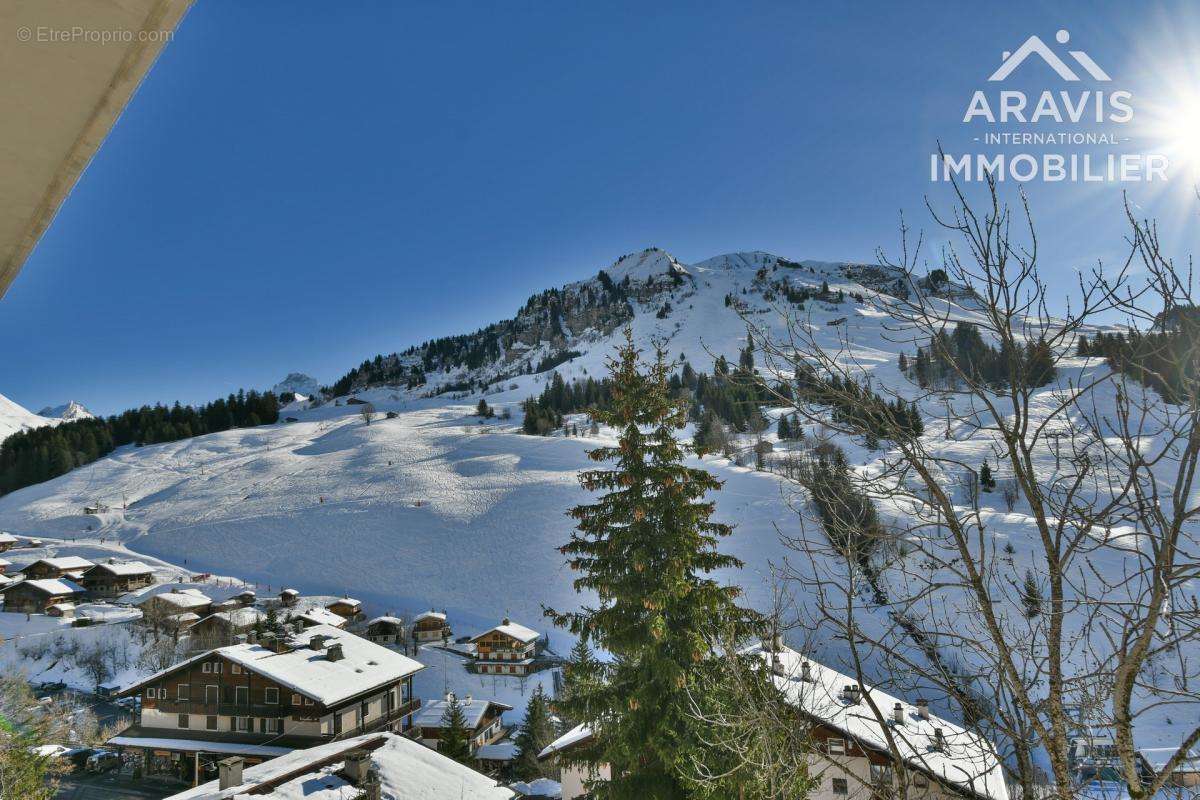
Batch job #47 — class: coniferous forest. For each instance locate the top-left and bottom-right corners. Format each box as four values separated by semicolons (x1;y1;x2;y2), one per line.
0;390;278;495
1076;317;1199;404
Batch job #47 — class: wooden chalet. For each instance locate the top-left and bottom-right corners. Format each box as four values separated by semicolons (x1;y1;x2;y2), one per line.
469;618;540;676
79;560;155;598
294;606;347;629
111;626;424;782
414;694;511;755
412;609;450;642
187;607;268;644
0;557;10;574
326;596;363;619
0;532;17;552
365;615;406;646
0;578;86;614
20;556;94;580
278;588;300;607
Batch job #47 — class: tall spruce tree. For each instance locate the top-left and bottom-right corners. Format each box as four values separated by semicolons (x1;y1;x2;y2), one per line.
438;694;473;765
546;330;755;799
512;685;557;781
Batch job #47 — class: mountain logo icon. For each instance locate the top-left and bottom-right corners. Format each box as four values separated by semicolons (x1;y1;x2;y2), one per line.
988;30;1110;82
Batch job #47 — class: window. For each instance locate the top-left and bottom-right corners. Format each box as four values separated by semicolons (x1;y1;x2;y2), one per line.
235;716;251;732
202;663;211;674
304;697;314;706
231;664;241;675
214;662;222;674
292;693;301;705
827;738;847;756
206;715;218;730
145;688;155;699
178;714;189;728
205;685;218;704
235;686;249;705
264;687;279;704
158;688;168;700
833;778;849;795
177;684;189;700
259;718;281;734
871;764;894;788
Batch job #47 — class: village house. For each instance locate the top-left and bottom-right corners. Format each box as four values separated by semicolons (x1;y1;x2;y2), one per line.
414;694;512;755
412;609;451;642
187;607;269;645
161;731;514;799
294;606;348;629
0;532;17;552
326;596;363;619
0;558;10;575
0;574;13;590
20;556;94;580
540;642;1011;800
1141;747;1200;788
278;588;299;607
110;625;424;783
365;615;406;646
0;578;86;614
79;560;155;598
46;601;75;618
469;619;540;676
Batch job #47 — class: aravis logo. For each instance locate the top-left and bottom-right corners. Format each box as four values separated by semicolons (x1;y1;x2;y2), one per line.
930;29;1167;183
988;30;1110;82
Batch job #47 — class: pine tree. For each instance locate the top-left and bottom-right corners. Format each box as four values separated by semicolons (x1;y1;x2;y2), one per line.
438;694;473;764
476;397;493;418
898;352;908;372
547;330;756;798
980;460;996;492
1021;569;1042;619
512;685;557;781
776;414;791;441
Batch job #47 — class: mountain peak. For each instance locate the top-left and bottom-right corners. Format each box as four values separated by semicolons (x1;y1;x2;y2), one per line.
272;373;321;398
604;247;688;283
37;401;93;421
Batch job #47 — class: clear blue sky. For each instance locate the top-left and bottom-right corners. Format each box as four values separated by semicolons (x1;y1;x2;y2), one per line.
4;1;1199;415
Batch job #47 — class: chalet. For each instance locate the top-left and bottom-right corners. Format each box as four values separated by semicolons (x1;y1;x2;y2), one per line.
0;574;13;590
46;602;75;618
1142;747;1200;788
326;596;362;619
0;532;17;552
162;732;514;799
0;578;86;614
412;609;450;642
187;608;268;644
414;694;512;755
541;643;1011;800
295;606;347;629
278;588;300;607
0;557;9;573
139;589;213;617
79;560;155;597
20;556;94;580
469;618;540;676
111;625;424;783
365;615;406;646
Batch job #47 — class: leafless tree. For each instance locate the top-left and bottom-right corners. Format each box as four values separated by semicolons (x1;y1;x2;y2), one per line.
360;402;376;425
735;177;1200;800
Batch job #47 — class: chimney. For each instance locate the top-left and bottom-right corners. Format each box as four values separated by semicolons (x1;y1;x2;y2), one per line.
932;728;946;751
218;756;243;790
842;684;861;704
800;662;813;682
893;702;905;725
361;771;382;800
916;698;930;721
502;617;510;626
310;634;327;651
326;643;344;662
464;694;473;706
343;749;372;785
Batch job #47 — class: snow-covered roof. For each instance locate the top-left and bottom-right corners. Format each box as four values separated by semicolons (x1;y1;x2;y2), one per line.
0;532;17;544
47;602;75;612
107;735;293;758
190;607;266;629
327;596;360;608
750;644;1009;800
367;615;405;626
0;574;12;586
296;607;347;627
538;723;593;760
0;577;85;596
415;696;513;730
164;731;515;800
279;587;299;596
1140;747;1200;772
472;620;540;645
512;777;562;798
86;560;154;576
475;741;518;761
29;556;94;571
126;625;422;707
144;591;212;610
0;558;10;567
415;610;447;623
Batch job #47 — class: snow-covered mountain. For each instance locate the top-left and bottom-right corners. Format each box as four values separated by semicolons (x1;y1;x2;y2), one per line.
272;373;322;398
0;393;55;441
36;401;94;421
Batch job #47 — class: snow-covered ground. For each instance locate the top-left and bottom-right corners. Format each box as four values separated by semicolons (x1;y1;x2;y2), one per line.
0;391;57;440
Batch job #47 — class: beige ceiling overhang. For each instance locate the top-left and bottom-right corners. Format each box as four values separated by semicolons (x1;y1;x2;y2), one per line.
0;0;193;299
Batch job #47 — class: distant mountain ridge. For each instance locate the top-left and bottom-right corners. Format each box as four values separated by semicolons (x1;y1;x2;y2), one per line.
36;401;93;421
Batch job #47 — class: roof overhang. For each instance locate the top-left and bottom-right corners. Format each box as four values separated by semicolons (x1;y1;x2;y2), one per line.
0;0;193;298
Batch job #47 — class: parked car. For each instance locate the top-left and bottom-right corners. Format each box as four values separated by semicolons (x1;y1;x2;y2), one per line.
86;750;122;773
114;696;139;710
35;680;65;692
63;747;97;771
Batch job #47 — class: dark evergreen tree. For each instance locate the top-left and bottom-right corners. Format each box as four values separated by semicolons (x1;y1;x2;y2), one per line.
1021;569;1042;619
546;331;755;799
512;685;557;781
438;694;473;764
980;460;996;492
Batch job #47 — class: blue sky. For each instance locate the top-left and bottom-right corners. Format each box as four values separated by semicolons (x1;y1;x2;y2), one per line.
4;1;1199;415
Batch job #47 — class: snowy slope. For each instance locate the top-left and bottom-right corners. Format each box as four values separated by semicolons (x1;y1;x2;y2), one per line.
0;392;55;441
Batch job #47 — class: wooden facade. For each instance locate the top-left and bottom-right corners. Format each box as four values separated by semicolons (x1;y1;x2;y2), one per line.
21;557;93;580
79;563;154;597
0;581;83;614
